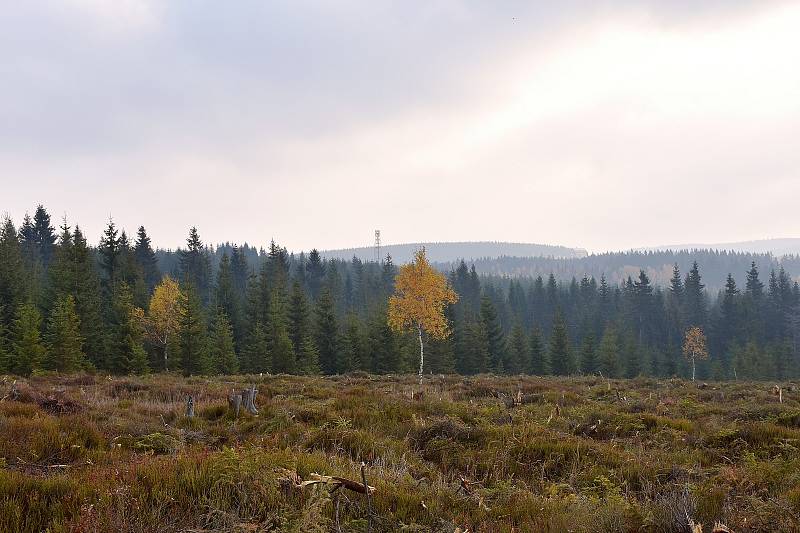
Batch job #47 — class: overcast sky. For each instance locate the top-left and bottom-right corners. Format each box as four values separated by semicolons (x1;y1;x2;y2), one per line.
2;1;799;253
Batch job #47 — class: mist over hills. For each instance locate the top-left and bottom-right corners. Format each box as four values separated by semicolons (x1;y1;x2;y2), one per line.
319;241;587;264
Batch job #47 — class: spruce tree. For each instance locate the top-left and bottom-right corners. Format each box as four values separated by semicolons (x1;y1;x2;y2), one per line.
716;273;740;368
288;280;311;355
622;331;642;378
314;287;340;374
242;322;270;373
215;253;242;348
579;332;597;375
210;309;238;374
368;307;401;374
340;314;364;373
18;212;45;306
70;227;106;368
633;270;653;345
0;315;9;373
32;205;57;267
684;261;707;327
98;219;120;291
270;314;295;374
508;323;528;374
305;249;325;301
528;326;546;375
230;245;250;302
480;296;507;373
548;311;572;375
177;283;209;376
108;282;148;374
133;226;160;296
179;227;211;304
44;295;87;372
0;216;26;332
269;295;295;374
297;336;321;374
12;302;45;376
426;334;456;374
598;326;621;378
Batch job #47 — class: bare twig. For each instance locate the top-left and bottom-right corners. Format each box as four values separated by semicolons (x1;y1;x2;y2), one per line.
361;462;372;533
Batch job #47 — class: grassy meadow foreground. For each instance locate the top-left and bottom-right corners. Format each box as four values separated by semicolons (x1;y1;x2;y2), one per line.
2;374;800;532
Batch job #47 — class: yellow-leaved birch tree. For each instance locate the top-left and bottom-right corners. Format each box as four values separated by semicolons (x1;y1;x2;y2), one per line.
683;326;708;382
133;276;184;371
388;248;458;381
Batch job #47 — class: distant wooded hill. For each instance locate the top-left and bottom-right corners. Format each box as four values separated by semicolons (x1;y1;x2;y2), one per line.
642;238;800;257
440;250;800;292
320;241;587;263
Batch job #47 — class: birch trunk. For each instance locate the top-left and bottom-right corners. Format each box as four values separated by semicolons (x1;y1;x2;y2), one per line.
417;323;424;383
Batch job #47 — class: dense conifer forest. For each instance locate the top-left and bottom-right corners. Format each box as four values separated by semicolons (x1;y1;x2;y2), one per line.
2;205;799;381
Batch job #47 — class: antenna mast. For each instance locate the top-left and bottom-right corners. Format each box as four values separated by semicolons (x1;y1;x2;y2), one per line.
374;230;381;263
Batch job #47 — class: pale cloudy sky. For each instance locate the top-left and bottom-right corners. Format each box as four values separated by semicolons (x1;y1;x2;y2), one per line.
2;1;799;252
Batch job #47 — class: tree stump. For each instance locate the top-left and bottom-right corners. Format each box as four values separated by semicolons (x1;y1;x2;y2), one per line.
227;385;259;417
186;395;195;418
228;390;242;418
243;385;259;415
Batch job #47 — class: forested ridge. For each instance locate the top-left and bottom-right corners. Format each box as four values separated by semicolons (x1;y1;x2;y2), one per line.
2;205;799;381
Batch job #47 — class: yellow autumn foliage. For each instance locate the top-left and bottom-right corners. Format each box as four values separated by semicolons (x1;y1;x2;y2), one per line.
134;275;184;348
387;248;458;339
682;326;708;362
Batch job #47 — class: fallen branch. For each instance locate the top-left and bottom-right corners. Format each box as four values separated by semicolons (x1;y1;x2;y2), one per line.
300;473;375;494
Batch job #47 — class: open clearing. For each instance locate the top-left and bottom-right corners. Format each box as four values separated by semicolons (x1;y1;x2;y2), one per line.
2;374;800;532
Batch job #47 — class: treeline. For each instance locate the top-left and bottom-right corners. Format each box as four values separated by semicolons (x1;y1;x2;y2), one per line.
1;205;799;380
452;250;800;291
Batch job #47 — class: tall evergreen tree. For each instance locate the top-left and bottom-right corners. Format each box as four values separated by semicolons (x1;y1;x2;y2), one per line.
44;295;87;373
633;270;654;345
268;292;295;374
598;326;621;378
507;323;528;374
69;227;106;368
480;295;507;373
548;311;572;375
466;320;490;374
716;273;740;368
340;314;365;373
108;282;148;374
368;306;401;374
297;336;321;374
215;253;243;347
288;280;311;355
11;302;45;376
314;287;340;375
0;216;26;332
579;332;597;375
98;219;120;291
305;249;325;301
210;309;238;374
242;321;270;373
134;226;160;296
179;227;211;304
177;283;209;376
684;261;707;327
528;326;547;375
32;205;57;267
